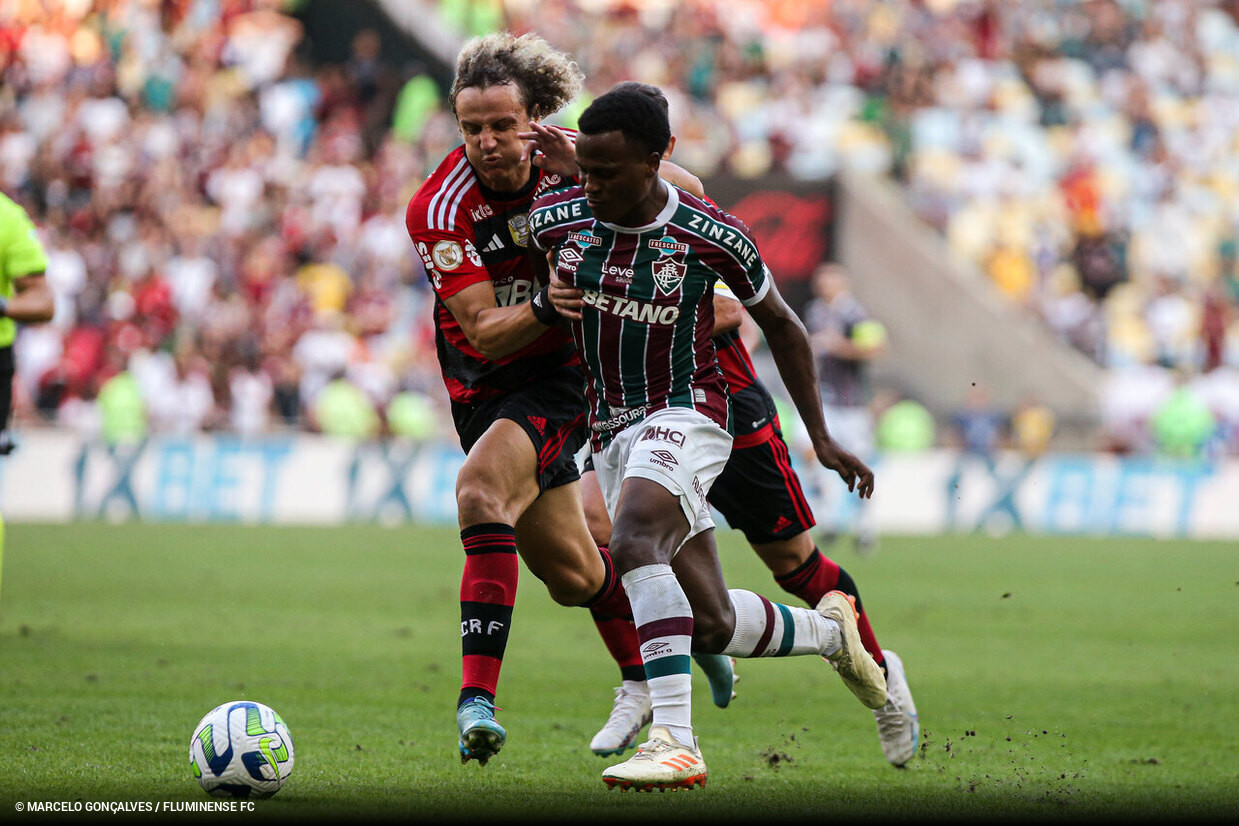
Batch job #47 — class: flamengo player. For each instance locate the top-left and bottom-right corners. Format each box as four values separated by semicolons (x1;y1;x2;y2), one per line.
530;86;885;791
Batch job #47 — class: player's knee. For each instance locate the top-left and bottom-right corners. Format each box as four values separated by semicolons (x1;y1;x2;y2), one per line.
540;568;595;606
455;477;509;525
691;619;733;654
689;598;735;654
607;524;674;573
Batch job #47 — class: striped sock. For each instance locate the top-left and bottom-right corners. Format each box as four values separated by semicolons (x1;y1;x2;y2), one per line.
458;523;518;706
722;589;841;658
590;611;647;682
774;549;885;667
581;546;633;620
621;564;694;747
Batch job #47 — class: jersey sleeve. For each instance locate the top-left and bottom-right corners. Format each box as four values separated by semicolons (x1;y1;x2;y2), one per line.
1;199;48;279
405;198;490;301
528;188;581;253
685;194;770;308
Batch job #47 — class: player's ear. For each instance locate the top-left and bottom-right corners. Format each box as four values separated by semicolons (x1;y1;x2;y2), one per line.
665;135;676;158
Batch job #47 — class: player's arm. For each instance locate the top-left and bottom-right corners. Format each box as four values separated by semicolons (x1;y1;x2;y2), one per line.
3;273;55;323
746;279;874;499
1;204;54;323
442;280;558;362
661;161;704;199
712;282;743;336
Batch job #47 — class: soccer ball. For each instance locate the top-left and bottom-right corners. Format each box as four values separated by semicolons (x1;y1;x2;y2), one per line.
189;701;294;799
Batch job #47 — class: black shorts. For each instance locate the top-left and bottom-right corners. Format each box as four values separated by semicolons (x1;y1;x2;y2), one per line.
709;382;816;544
0;345;13;431
580;381;816;544
452;365;589;492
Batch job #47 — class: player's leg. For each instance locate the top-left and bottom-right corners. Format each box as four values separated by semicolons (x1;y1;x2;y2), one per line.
601;475;706;791
673;532;886;710
598;410;729;790
598;410;884;790
576;462;650;756
0;345;15;455
712;430;917;766
602;478;885;791
451;366;615;765
452;416;543;765
579;458;733;757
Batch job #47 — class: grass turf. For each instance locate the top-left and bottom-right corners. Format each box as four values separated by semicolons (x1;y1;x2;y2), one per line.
0;523;1235;823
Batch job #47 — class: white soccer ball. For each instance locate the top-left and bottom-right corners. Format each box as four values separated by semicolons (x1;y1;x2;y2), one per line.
189;701;295;799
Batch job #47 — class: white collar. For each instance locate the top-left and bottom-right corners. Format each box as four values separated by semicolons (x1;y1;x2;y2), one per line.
599;178;679;234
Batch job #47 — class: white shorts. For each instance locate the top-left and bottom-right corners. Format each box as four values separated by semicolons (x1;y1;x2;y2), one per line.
592;407;733;546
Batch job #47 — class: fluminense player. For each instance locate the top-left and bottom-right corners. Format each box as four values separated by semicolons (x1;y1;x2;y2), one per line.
529;85;887;791
404;33;733;766
554;81;919;770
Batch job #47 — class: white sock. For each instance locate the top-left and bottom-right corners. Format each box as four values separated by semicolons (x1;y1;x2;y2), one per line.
722;589;841;658
621;564;694;747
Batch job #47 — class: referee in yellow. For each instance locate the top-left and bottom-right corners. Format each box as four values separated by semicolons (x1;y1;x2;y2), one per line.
0;191;56;596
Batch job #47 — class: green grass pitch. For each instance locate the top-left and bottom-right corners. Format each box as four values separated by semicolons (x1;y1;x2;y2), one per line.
0;522;1235;823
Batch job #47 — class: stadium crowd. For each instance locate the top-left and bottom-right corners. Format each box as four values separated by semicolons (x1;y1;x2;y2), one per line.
1;0;1237;457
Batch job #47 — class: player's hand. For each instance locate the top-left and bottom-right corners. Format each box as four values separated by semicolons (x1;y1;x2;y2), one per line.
547;272;584;321
814;439;875;499
519;122;578;177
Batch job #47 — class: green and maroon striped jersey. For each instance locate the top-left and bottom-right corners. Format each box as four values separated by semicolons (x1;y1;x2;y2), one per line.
530;181;770;449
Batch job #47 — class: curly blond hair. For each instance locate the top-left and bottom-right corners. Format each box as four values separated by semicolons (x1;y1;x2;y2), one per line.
449;32;584;121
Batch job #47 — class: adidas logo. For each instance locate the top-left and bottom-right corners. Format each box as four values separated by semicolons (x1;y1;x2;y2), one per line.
482;234;505;253
772;515;794;533
527;415;547;436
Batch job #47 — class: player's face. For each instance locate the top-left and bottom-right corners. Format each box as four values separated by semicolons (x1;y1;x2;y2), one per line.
455;83;533;193
575;130;661;226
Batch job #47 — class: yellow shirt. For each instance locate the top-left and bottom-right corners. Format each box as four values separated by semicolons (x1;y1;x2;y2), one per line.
0;193;49;347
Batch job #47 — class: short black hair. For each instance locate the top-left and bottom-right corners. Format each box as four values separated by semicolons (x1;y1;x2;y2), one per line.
577;86;671;158
610;80;670;115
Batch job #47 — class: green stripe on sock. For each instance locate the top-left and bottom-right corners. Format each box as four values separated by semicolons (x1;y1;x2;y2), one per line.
644;654;693;679
775;603;796;656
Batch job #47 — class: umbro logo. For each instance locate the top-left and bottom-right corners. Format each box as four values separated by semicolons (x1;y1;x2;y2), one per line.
641;641;672;657
649;449;678;465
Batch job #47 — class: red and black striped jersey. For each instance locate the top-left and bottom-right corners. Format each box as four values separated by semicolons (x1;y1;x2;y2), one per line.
529;181;771;449
405;144;577;404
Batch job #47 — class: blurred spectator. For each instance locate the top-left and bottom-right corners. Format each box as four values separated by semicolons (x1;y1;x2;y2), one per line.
803;261;886;551
386;387;438;442
1;0;1237;463
1010;395;1057;457
96;363;146;447
873;389;935;453
141;337;218;435
1151;372;1217;458
310;370;379;440
228;343;275;437
947;382;1007;466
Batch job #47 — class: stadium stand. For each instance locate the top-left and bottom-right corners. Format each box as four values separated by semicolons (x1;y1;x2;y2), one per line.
2;0;1237;457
